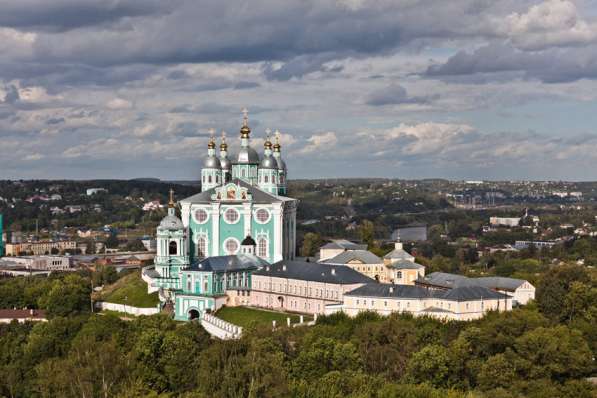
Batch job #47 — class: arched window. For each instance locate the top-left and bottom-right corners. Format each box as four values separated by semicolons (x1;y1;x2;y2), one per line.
257;237;267;258
265;175;269;183
396;271;402;279
241;169;246;178
196;236;207;259
169;241;177;255
208;175;212;183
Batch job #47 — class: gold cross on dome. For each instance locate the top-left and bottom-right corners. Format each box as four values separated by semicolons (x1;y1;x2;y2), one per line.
169;188;175;206
265;128;271;140
241;107;249;126
221;130;226;142
275;129;281;142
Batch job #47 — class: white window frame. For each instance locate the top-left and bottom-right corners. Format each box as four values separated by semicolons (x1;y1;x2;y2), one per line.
192;207;210;224
222;207;240;224
223;237;240;255
195;234;209;258
253;208;271;224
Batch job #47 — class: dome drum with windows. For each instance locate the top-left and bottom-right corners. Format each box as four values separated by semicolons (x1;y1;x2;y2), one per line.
200;109;287;195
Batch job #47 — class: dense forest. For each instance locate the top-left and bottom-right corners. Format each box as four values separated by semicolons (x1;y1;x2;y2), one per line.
0;263;595;398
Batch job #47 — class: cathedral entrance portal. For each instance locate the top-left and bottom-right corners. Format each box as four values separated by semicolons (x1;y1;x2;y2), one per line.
277;296;284;308
188;309;200;320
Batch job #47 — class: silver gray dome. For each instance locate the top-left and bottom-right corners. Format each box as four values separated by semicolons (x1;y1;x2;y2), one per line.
220;157;231;170
159;214;184;230
237;146;260;164
276;157;287;171
260;154;277;169
204;155;221;169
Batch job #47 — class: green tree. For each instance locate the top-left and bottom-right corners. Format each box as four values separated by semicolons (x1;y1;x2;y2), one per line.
358;220;375;248
292;337;362;381
477;352;516;390
38;274;91;317
300;233;322;257
536;264;590;320
563;281;597;323
513;325;593;380
405;344;451;388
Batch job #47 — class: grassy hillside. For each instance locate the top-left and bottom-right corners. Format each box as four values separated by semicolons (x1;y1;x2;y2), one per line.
99;270;159;308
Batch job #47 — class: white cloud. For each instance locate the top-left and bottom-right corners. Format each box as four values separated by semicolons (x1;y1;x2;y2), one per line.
497;0;597;50
299;131;338;154
106;98;133;110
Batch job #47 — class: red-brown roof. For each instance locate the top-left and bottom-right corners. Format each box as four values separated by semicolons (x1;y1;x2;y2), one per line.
0;309;47;319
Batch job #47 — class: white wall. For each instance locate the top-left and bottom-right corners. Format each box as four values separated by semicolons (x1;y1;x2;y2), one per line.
95;301;159;316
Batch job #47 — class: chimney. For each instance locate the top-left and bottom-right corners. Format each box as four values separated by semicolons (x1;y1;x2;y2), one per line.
395;241;403;250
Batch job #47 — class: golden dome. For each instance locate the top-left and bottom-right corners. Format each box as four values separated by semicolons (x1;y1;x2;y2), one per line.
240;124;251;138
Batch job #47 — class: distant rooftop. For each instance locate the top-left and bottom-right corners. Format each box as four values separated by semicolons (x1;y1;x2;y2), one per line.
190;254;269;273
320;239;367;251
419;272;528;291
346;283;506;301
254;260;372;284
321;250;382;265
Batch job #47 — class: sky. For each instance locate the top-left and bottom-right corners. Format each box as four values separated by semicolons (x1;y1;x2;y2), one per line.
3;0;597;181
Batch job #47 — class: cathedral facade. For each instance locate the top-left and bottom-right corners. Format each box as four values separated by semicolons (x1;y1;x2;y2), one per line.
180;110;297;264
146;111;298;320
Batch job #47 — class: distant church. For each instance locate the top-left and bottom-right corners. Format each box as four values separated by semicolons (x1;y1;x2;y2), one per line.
146;110;298;320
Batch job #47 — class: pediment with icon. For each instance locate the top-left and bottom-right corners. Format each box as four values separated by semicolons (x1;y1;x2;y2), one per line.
211;183;252;202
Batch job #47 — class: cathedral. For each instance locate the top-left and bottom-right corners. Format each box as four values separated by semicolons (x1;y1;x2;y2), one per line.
146;110;298;320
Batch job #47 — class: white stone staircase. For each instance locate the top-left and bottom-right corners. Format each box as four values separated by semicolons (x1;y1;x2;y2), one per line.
200;313;243;340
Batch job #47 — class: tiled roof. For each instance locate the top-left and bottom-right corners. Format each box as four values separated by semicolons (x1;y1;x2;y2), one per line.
320;240;367;251
0;309;46;319
345;283;432;299
420;272;527;291
345;283;507;301
387;260;425;270
383;248;414;260
322;250;382;265
253;260;373;284
189;254;269;273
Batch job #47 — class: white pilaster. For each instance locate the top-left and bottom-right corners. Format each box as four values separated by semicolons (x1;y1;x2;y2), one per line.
272;203;283;262
181;203;191;228
242;202;252;237
211;203;220;256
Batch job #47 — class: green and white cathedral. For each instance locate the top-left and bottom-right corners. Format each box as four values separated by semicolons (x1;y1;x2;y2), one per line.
144;111;298;321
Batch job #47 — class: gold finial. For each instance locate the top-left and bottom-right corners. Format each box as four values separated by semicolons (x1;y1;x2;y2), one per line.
273;129;281;151
208;128;216;149
220;130;228;151
168;188;175;208
240;107;251;138
241;107;249;127
264;128;272;149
